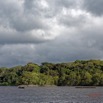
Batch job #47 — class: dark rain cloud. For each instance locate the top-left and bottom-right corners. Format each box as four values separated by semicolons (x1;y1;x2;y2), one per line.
83;0;103;16
0;0;103;67
0;0;55;44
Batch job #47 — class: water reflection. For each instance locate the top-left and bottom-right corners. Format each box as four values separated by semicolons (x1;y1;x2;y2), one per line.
0;86;103;103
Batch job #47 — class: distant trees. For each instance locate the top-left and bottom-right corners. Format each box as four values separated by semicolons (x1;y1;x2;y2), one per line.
80;71;92;86
0;60;103;86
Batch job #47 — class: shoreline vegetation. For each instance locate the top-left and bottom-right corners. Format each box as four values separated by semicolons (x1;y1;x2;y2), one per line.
0;60;103;86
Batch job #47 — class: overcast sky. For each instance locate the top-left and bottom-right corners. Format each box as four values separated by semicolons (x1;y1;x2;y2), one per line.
0;0;103;67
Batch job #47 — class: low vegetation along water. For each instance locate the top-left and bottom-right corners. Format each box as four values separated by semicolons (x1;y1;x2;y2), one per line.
0;86;103;103
0;60;103;86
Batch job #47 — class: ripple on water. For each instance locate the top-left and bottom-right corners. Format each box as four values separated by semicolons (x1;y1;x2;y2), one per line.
0;86;103;103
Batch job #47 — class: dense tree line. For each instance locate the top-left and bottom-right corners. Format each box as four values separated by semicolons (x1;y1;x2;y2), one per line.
0;60;103;86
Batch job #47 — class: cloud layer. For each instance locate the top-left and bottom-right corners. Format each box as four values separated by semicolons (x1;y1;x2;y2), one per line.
0;0;103;67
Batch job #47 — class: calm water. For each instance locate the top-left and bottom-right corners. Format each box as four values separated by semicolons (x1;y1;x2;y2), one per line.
0;86;103;103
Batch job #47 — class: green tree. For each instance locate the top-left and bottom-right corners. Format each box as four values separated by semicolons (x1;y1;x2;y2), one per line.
80;71;92;86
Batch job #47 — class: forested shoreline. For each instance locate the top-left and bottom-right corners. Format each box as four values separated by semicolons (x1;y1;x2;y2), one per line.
0;60;103;86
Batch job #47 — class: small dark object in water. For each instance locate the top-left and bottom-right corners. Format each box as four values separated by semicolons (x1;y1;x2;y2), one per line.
18;86;25;89
75;86;96;88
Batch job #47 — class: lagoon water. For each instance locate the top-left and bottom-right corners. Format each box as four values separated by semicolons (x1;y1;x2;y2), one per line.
0;86;103;103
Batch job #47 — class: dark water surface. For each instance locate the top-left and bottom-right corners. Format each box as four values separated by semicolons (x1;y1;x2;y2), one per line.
0;86;103;103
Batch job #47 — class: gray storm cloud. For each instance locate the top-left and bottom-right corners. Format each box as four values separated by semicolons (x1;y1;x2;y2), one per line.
0;0;59;44
83;0;103;16
0;0;103;67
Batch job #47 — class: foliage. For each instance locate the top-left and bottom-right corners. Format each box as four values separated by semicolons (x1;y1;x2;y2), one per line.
0;60;103;86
